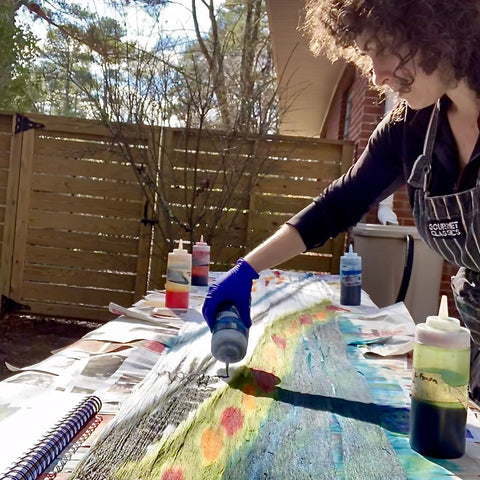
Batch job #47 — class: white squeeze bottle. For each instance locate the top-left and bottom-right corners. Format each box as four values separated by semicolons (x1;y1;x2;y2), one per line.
409;295;470;458
165;240;192;309
339;244;362;305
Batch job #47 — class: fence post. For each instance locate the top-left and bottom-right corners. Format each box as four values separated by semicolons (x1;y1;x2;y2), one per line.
132;125;161;300
135;200;154;301
0;114;37;300
148;126;174;290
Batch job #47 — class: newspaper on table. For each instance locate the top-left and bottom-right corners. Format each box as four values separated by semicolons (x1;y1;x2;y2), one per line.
342;302;416;356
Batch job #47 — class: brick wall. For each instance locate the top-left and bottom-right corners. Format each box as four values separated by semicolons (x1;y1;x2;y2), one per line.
346;74;384;224
392;185;414;226
347;75;385;156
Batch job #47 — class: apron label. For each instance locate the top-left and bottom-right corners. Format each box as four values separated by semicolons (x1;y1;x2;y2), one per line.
427;219;465;239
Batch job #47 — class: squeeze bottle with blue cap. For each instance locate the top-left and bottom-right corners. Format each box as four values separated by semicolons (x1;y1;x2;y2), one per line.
211;304;248;375
340;244;361;305
409;295;470;458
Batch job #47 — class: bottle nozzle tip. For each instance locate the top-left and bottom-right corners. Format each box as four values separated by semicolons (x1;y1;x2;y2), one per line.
438;295;449;319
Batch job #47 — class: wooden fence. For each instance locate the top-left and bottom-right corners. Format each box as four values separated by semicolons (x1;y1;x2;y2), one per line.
0;112;353;322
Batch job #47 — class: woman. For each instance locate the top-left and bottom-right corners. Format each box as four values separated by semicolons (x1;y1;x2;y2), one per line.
202;0;480;402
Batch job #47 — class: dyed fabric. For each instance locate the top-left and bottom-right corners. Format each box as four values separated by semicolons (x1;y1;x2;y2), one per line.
70;272;479;480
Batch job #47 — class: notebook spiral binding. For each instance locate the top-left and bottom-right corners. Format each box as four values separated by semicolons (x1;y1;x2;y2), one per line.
43;415;103;480
0;395;102;480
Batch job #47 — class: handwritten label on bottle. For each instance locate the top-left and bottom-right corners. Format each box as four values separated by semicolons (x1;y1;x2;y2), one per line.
411;369;468;407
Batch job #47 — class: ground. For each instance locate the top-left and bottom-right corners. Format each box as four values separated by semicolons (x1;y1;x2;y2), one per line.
0;314;101;381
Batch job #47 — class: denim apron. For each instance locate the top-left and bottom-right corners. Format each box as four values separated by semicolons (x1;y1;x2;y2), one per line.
408;99;480;400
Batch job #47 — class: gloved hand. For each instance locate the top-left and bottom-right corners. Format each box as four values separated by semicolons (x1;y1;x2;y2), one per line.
202;258;259;330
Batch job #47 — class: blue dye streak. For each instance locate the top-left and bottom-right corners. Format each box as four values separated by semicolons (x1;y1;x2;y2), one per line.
223;318;408;479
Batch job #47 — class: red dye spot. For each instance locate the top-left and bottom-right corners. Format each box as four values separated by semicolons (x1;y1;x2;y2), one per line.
271;334;286;348
299;314;313;325
243;382;256;396
326;305;350;312
161;468;184;480
251;368;279;394
221;406;244;435
141;340;166;354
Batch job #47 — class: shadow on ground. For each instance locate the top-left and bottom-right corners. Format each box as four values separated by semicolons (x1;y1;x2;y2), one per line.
0;315;101;381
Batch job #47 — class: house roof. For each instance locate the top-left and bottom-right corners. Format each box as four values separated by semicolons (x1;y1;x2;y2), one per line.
266;0;345;137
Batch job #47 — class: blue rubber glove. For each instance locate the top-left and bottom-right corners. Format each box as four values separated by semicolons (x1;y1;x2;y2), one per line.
202;258;259;331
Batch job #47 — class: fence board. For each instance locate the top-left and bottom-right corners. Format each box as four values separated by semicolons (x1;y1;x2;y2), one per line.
26;245;138;272
0;169;9;186
209;245;245;268
0;136;11;160
22;282;132;308
27;228;139;255
24;264;135;291
164;189;252;213
168;151;344;178
254;176;330;196
252;195;313;215
277;254;336;273
34;152;139;181
26;112;154;143
0;116;21;295
0;117;10;283
35;137;148;168
31;174;144;200
0;113;13;129
164;167;255;188
28;210;141;237
30;191;143;219
24;300;113;322
7;128;35;300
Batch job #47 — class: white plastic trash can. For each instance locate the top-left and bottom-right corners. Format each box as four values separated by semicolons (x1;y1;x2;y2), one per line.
351;223;444;324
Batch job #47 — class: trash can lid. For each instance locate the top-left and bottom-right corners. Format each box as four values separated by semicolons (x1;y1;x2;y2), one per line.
351;223;422;240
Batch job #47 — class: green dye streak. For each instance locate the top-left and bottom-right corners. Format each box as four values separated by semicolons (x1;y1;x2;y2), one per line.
111;302;333;480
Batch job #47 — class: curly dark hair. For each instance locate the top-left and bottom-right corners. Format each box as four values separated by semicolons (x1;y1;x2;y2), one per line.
304;0;480;96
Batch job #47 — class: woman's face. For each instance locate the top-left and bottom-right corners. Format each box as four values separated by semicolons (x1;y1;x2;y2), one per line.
355;33;449;109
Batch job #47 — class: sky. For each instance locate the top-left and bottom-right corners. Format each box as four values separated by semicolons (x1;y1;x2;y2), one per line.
18;0;222;49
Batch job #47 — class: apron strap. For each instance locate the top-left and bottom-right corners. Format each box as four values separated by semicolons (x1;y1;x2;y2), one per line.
423;100;440;158
407;100;440;191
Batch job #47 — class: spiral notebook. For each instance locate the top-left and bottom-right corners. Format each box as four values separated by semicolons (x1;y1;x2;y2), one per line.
0;394;101;480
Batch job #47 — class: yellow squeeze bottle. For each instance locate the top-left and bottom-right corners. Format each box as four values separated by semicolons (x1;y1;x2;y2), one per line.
409;295;470;458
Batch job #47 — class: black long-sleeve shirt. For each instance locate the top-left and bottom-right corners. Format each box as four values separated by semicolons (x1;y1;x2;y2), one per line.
287;96;480;250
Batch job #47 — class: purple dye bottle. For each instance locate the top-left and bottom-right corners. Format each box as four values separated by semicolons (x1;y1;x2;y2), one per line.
192;235;210;286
